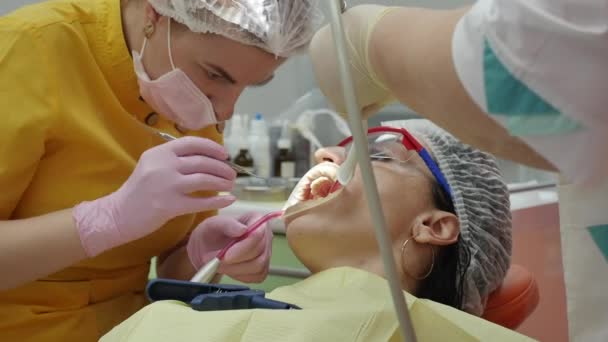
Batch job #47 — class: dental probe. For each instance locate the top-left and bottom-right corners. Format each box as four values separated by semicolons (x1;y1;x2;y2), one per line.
156;131;266;179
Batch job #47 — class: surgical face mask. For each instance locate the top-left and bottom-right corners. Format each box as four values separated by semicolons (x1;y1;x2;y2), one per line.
132;18;217;131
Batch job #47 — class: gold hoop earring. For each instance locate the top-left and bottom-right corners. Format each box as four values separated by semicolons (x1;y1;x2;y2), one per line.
143;22;155;38
400;238;435;280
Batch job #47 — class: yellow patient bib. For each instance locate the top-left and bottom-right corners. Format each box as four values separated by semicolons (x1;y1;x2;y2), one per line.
0;0;221;340
102;267;535;342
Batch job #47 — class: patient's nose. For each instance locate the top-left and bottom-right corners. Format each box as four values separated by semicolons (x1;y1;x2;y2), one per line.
314;147;346;164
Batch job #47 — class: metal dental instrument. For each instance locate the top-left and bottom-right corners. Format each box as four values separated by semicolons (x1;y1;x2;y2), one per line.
190;256;221;284
156;131;265;179
327;1;416;341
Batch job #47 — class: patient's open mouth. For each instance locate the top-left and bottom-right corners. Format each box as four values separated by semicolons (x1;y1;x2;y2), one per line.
310;176;334;198
294;162;339;202
282;162;342;221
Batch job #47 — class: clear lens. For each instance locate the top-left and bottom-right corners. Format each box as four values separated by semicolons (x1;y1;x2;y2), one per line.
343;132;416;164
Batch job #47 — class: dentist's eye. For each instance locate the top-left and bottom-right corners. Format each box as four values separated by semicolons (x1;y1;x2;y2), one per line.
207;70;223;81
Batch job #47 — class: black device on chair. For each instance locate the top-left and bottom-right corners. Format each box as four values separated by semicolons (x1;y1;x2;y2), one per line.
146;279;301;311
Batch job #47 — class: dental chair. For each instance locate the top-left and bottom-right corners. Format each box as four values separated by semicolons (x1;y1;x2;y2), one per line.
482;264;540;329
268;264;539;330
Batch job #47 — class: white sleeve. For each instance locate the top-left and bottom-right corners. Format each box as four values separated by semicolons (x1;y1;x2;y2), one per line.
451;0;608;185
453;0;608;126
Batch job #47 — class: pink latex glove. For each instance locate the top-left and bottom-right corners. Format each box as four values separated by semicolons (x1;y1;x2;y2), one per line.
187;212;273;283
74;136;237;257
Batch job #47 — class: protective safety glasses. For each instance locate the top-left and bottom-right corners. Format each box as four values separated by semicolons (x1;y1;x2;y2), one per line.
337;127;452;199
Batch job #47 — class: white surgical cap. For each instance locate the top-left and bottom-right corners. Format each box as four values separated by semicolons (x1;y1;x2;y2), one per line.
384;119;512;316
148;0;324;57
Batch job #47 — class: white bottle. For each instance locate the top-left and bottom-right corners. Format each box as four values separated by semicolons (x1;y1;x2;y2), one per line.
224;114;241;160
277;138;296;178
248;113;271;178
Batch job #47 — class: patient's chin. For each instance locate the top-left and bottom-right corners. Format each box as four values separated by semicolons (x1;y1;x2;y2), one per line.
284;213;326;249
285;226;328;273
284;214;311;238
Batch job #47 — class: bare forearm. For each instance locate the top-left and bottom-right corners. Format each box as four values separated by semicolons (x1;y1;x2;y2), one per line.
0;208;87;291
370;7;556;171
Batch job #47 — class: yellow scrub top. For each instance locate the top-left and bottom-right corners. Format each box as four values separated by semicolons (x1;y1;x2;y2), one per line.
102;267;535;342
0;0;221;340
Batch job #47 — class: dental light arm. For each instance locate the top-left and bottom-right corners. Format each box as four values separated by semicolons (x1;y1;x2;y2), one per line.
326;1;416;341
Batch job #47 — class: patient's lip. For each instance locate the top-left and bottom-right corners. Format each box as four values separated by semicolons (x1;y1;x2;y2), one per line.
283;185;343;227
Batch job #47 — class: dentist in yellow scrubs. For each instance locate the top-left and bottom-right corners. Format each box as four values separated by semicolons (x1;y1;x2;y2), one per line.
0;0;321;340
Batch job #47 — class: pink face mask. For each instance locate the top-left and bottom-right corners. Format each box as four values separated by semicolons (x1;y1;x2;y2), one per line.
132;18;217;131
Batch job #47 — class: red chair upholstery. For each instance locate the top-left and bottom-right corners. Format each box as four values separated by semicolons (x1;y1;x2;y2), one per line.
482;264;540;329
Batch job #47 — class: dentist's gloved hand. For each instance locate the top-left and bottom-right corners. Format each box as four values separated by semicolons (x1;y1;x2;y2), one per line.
74;136;237;257
187;213;273;283
309;5;396;119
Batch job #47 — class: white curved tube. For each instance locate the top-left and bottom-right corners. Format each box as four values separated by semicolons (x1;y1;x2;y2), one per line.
326;1;417;341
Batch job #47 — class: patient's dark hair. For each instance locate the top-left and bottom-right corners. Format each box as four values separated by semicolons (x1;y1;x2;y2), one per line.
415;181;471;311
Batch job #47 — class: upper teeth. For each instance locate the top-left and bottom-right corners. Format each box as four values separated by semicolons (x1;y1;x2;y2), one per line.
282;162;341;212
293;162;339;201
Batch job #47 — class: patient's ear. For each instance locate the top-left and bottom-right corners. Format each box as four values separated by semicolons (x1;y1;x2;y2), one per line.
411;210;459;246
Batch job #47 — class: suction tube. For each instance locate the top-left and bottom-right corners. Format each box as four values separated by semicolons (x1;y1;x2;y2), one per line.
326;1;416;341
